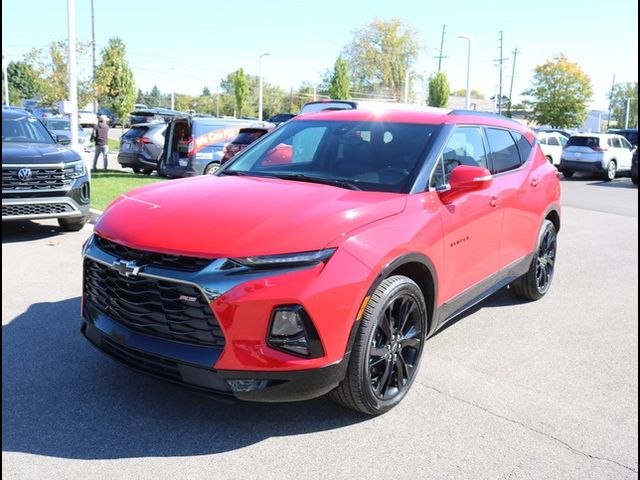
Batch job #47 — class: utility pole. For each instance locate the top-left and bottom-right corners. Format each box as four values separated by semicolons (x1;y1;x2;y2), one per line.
290;87;293;111
216;84;220;117
507;47;520;117
625;98;631;129
496;30;507;115
435;25;448;72
91;0;97;113
606;74;616;129
2;52;9;106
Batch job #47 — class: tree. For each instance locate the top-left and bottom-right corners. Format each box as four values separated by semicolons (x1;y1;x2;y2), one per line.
609;82;638;128
343;19;419;100
24;41;93;108
451;88;485;99
95;37;136;126
522;54;593;128
7;61;42;102
328;57;350;99
149;85;161;107
428;71;449;107
202;86;211;97
226;68;249;116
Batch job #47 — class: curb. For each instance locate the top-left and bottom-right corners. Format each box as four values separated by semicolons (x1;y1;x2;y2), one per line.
89;208;103;225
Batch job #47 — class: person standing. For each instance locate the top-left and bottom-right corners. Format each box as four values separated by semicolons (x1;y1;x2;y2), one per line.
91;114;110;171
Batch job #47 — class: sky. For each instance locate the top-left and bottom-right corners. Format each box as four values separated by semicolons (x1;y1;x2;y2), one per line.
2;0;638;110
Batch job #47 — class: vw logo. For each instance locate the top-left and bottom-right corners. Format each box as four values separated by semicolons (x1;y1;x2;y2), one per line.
17;168;32;182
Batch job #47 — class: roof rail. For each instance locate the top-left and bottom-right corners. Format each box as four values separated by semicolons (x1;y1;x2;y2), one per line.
448;109;523;125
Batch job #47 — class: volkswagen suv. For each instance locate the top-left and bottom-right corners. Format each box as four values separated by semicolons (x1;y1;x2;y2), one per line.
81;107;561;415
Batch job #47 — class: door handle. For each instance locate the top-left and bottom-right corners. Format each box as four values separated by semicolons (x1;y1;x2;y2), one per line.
530;178;540;188
490;196;499;207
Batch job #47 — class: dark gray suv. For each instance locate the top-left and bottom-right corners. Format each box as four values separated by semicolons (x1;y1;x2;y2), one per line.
117;123;167;174
2;108;90;231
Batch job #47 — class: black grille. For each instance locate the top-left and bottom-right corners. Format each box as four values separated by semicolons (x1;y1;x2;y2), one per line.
2;166;74;191
84;258;225;347
101;336;182;382
95;235;213;272
2;202;74;217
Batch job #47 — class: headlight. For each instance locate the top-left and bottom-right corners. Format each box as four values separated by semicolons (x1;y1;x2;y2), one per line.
69;160;87;178
233;248;336;267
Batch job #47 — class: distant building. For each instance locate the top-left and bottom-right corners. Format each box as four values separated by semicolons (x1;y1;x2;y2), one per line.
447;95;495;112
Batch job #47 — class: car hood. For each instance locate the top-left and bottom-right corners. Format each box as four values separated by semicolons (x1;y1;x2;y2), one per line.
95;175;407;258
1;142;81;164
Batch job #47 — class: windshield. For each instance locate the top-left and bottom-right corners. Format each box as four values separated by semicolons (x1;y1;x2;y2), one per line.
224;120;439;193
43;119;83;133
2;115;55;144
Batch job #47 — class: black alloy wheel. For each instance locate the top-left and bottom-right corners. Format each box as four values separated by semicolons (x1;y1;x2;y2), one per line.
511;220;557;300
330;275;427;415
368;294;423;401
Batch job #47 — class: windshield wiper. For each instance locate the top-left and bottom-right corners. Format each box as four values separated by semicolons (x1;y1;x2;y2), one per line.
219;170;250;176
271;173;361;191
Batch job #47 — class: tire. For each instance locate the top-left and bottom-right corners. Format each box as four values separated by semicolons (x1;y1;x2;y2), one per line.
58;216;89;232
204;162;221;175
157;157;171;178
546;155;553;164
632;176;638;185
510;220;557;300
141;169;153;175
562;170;574;178
329;275;427;416
131;167;141;174
604;160;616;181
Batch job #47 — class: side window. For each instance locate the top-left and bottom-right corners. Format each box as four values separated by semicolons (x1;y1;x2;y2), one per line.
511;131;532;164
607;138;616;148
486;128;521;173
559;136;568;146
621;137;633;149
538;136;548;145
548;136;560;146
440;126;487;181
429;158;446;189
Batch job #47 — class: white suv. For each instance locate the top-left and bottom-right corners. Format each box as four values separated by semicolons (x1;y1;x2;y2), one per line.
559;133;634;181
536;131;568;166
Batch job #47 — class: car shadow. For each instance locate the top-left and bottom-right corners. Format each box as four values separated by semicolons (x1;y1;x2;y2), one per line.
586;179;637;189
431;286;529;338
2;297;367;460
2;220;66;243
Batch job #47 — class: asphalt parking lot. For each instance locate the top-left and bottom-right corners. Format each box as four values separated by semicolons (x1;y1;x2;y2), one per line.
2;177;638;479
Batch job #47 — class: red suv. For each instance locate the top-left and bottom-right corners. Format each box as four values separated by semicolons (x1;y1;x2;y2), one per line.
81;108;561;415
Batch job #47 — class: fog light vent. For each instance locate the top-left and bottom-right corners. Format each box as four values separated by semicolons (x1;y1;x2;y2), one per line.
267;305;324;358
226;379;269;392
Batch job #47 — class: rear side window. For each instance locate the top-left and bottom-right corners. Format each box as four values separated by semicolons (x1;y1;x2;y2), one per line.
567;136;599;148
485;128;521;173
511;131;532;163
547;136;560;146
234;130;266;145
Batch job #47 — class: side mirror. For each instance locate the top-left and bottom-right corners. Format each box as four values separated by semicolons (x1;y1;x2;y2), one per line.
56;134;71;145
439;165;492;204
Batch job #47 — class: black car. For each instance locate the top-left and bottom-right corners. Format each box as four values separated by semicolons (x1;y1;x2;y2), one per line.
632;148;638;185
267;113;297;125
607;128;638;147
2;108;90;231
117;123;167;174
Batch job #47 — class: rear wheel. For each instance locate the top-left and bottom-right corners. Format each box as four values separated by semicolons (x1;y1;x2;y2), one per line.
204;162;221;175
604;160;616;181
58;216;89;232
546;155;553;164
131;167;141;174
633;176;638;185
510;220;557;300
330;275;427;416
141;168;153;175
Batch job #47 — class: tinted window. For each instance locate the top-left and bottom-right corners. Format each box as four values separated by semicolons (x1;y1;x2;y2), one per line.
122;126;149;139
486;128;521;173
226;120;438;193
567;136;600;148
2;115;55;143
547;136;560;146
559;136;568;146
234;130;267;145
193;121;227;136
538;136;548;145
620;137;633;149
511;131;533;163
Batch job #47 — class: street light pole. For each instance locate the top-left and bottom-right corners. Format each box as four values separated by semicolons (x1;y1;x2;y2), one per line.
2;52;9;106
258;53;270;121
457;35;472;110
67;0;79;150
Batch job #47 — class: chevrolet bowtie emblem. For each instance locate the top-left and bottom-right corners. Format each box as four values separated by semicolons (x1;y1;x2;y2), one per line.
112;259;141;277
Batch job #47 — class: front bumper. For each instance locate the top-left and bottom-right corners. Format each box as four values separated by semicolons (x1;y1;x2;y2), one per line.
2;184;90;221
559;159;604;174
82;314;348;402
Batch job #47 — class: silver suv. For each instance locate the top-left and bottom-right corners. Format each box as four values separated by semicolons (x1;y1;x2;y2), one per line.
559;133;634;181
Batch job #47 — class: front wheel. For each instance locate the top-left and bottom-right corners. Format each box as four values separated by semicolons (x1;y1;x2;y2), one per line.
604;160;616;181
562;170;574;178
204;162;221;175
330;275;427;416
510;220;557;300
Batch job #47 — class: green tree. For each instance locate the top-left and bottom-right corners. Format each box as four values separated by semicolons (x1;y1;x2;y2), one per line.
202;86;211;96
95;37;136;127
24;41;93;108
328;56;350;99
343;18;419;100
7;61;42;103
450;88;485;99
609;82;638;128
231;68;249;116
428;71;450;107
522;54;593;128
149;85;161;107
